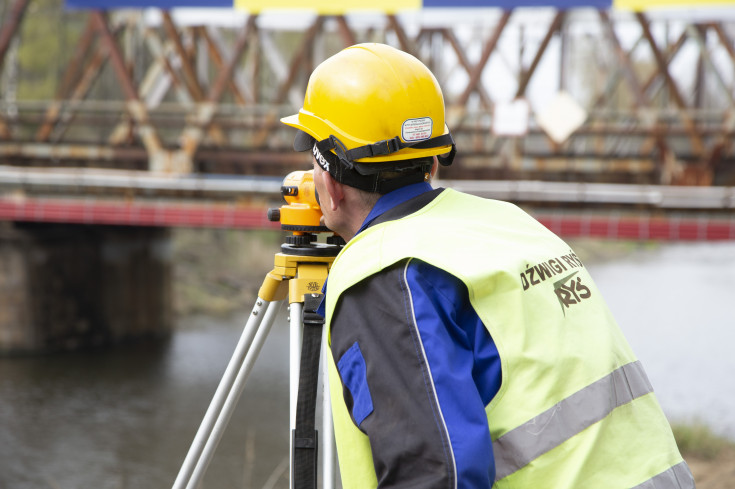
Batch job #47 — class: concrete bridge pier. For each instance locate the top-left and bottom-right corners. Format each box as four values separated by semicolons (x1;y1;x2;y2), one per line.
0;223;172;353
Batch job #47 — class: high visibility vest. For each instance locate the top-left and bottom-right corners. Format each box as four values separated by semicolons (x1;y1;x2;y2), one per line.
325;188;692;489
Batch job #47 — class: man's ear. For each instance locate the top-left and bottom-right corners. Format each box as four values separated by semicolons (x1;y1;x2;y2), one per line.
322;170;344;211
430;156;439;179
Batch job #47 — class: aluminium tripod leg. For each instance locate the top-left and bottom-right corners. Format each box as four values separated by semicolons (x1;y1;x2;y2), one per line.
289;301;303;434
321;325;336;489
172;297;282;489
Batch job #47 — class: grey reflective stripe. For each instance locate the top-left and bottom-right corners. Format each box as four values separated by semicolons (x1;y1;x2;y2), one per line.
630;461;695;489
493;361;654;480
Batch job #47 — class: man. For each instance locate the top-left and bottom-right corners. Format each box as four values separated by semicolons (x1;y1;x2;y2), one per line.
281;43;693;489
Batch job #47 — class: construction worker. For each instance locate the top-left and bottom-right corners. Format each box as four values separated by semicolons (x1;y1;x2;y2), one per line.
281;43;694;489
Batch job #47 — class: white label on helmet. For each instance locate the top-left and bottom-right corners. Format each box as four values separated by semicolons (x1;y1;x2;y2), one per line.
402;117;433;142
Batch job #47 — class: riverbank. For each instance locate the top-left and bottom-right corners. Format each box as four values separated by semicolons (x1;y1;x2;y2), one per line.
688;449;735;489
172;228;282;317
168;230;643;316
672;424;735;488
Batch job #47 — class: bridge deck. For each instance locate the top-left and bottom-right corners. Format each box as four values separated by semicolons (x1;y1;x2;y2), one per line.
1;166;733;240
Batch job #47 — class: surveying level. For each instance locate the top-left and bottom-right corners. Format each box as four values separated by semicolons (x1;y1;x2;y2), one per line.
268;170;324;231
267;170;345;250
172;170;342;489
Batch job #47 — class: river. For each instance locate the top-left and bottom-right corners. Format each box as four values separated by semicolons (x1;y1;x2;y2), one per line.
585;241;735;440
0;241;733;489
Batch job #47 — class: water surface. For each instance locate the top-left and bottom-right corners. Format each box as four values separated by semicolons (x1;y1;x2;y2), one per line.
586;241;735;439
0;311;293;489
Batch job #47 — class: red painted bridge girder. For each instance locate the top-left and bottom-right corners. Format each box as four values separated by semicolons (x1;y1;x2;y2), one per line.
2;196;734;241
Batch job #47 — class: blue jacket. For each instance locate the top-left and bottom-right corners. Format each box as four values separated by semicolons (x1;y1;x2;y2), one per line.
323;182;502;488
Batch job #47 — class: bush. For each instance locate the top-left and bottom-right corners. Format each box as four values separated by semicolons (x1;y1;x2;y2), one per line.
672;422;733;461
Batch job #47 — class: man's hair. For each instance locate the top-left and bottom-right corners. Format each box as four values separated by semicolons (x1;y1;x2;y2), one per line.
353;186;383;209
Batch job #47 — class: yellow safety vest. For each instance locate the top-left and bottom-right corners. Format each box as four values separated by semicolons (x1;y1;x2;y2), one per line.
325;188;691;488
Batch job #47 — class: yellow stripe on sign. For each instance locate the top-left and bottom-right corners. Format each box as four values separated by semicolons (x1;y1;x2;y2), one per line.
614;0;735;10
234;0;421;14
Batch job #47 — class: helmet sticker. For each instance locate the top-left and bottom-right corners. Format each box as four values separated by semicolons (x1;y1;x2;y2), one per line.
402;117;433;142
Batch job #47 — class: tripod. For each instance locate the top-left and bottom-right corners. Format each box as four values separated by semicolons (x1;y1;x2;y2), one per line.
171;237;341;489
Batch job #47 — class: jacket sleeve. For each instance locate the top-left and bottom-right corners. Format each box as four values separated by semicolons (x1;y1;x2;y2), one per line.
329;258;501;489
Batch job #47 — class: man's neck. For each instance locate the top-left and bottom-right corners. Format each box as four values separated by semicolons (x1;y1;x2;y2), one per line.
349;182;434;240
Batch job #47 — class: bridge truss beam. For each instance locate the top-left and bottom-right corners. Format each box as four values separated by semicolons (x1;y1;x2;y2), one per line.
1;2;735;186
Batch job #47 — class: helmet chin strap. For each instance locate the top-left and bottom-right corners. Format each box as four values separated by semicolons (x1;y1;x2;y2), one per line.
314;133;456;175
312;140;435;194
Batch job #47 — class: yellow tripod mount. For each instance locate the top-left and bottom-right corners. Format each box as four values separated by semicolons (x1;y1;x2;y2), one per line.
258;252;336;304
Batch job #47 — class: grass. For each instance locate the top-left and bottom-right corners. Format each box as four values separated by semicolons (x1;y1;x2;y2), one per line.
172;228;283;316
672;422;734;461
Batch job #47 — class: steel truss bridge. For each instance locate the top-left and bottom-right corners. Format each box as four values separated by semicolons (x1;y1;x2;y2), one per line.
1;0;735;240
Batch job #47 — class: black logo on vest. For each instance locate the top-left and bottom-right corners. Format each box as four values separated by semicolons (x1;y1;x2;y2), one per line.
553;271;591;315
520;251;584;291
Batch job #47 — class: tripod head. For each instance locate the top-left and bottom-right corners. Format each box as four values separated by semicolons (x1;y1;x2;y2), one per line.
267;170;345;253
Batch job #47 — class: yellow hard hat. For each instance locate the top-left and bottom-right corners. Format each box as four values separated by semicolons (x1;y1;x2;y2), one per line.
281;43;455;184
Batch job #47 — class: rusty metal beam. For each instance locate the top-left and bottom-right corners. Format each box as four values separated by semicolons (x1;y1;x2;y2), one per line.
0;0;29;72
591;31;654;111
516;11;565;98
0;0;31;139
599;11;647;108
197;26;247;105
387;14;414;54
206;15;257;104
36;16;100;142
630;28;689;170
598;10;677;184
512;11;566;153
161;12;205;102
43;38;110;143
159;13;228;146
457;10;511;107
442;28;492;110
636;12;705;158
92;12;137;100
640;30;688;100
252;16;324;147
706;22;735;170
688;24;735;180
91;11;165;160
687;25;735;106
57;16;99;101
710;22;735;64
150;33;189;97
178;15;258;159
586;28;685;132
275;16;324;104
2;10;735;186
0;141;147;161
335;15;357;47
